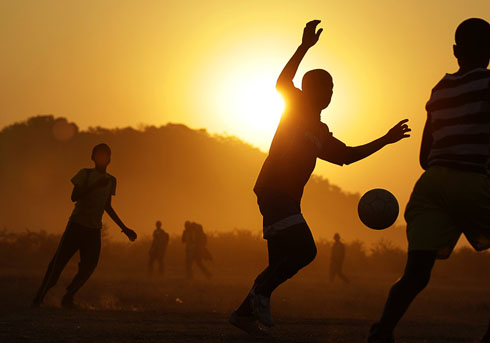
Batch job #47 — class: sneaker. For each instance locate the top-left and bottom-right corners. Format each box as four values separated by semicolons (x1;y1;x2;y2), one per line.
61;293;75;309
367;323;395;343
251;293;274;327
229;311;267;336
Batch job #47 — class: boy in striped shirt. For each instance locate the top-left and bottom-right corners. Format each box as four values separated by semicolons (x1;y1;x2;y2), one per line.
369;18;490;343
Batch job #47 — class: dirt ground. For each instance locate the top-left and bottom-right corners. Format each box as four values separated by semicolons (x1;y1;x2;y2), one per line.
0;263;488;343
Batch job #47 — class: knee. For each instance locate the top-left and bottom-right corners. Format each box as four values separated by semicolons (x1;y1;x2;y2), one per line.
300;242;317;267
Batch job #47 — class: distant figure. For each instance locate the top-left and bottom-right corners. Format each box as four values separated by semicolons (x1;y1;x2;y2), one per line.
182;221;212;279
230;20;410;334
369;18;490;343
329;233;349;284
148;220;169;276
31;144;137;308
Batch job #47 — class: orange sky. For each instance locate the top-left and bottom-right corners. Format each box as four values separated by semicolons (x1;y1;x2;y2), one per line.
1;0;489;209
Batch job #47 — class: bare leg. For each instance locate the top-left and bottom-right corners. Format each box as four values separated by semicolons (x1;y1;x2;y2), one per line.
65;229;100;297
371;250;436;338
33;224;80;305
235;223;316;316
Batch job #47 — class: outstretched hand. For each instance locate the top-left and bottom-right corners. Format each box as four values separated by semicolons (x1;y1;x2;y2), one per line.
385;119;411;144
302;20;323;49
122;227;137;242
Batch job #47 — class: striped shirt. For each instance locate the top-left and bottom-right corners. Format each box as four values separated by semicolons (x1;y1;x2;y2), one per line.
426;68;490;174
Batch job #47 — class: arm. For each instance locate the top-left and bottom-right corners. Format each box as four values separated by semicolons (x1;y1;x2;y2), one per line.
419;119;432;170
342;119;411;165
276;20;323;93
104;197;137;241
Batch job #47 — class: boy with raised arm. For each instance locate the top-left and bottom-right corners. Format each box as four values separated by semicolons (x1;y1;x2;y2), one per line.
229;20;411;334
32;143;137;308
369;18;490;343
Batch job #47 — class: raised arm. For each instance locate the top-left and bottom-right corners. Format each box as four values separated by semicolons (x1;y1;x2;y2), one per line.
105;197;137;241
342;119;411;165
276;20;323;93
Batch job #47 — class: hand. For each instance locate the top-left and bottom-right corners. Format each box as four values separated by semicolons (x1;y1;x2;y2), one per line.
122;227;137;242
385;119;411;144
301;20;323;49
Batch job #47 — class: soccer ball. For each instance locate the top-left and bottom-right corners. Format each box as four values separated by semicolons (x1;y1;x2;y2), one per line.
358;188;399;230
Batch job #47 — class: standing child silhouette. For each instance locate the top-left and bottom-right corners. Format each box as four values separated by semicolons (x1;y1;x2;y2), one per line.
32;143;137;308
229;20;411;334
148;220;169;276
369;18;490;343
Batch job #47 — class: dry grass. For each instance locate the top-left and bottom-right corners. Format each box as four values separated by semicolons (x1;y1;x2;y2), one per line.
0;229;489;342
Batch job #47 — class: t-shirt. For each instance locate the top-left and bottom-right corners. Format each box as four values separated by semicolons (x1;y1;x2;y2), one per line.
152;228;169;249
69;168;116;229
254;86;349;203
425;68;490;174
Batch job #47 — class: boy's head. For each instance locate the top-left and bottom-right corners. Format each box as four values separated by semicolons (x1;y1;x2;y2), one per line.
302;69;333;111
91;143;111;168
334;233;340;241
453;18;490;69
156;220;162;229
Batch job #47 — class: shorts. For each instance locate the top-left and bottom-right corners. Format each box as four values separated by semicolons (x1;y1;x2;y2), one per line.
406;166;490;259
255;188;306;240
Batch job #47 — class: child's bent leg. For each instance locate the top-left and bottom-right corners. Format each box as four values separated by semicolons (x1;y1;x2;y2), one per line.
254;223;317;297
65;229;101;297
34;224;80;303
235;223;316;318
235;234;286;316
377;250;437;334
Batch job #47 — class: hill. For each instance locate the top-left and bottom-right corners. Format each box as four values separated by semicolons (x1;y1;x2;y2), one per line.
0;115;405;245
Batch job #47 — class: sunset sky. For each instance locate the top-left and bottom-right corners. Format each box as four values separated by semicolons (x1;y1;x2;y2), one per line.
1;0;489;206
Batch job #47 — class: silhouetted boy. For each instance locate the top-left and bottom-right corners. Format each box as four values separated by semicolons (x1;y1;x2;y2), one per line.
32;143;137;308
369;18;490;343
148;220;169;276
330;233;349;284
230;20;410;334
182;221;212;279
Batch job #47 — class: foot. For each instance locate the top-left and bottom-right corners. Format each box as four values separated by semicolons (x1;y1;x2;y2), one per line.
367;323;394;343
61;293;75;309
251;293;274;327
229;311;267;336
